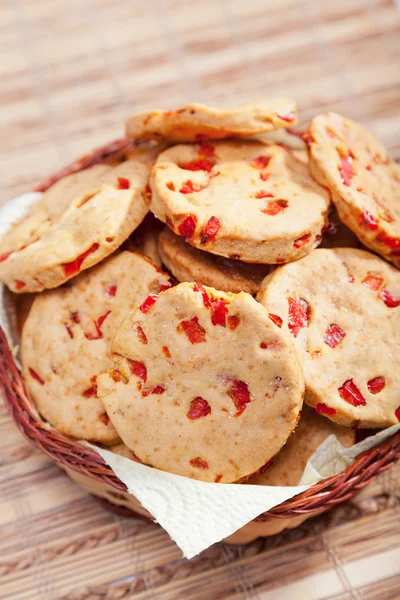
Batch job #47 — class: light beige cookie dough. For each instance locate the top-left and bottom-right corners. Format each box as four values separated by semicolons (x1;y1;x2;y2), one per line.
97;282;304;482
249;405;355;486
257;248;400;428
126;99;297;143
158;226;272;294
21;251;173;443
150;140;330;264
0;145;160;293
306;112;400;269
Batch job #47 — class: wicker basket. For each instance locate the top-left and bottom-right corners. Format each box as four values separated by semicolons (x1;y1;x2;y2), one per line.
1;138;399;545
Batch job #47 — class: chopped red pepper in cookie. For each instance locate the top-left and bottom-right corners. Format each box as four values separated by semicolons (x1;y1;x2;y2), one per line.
129;360;147;382
178;214;197;240
187;397;211;420
367;376;385;394
142;385;165;397
193;283;212;308
179;159;214;172
262;200;288;215
200;216;221;244
362;274;383;290
179;181;206;194
268;313;282;328
180;317;207;344
140;293;158;314
288;298;310;337
189;457;209;470
117;177;130;189
132;323;148;344
62;243;99;277
29;368;45;385
338;154;354;186
324;324;346;348
227;379;251;416
315;403;337;416
338;379;366;406
251;155;270;169
210;298;228;327
359;211;378;231
104;282;117;297
293;234;311;248
379;288;400;308
227;315;240;330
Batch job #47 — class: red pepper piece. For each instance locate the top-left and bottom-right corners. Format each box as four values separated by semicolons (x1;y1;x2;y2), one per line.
262;200;288;215
179;181;205;194
178;214;198;240
359;211;378;231
15;280;26;290
133;323;148;344
187;397;211;420
227;315;240;330
255;190;274;199
338;154;354;186
193;283;211;308
29;368;45;385
210;298;228;327
83;382;97;397
251;155;270;169
200;216;221;244
104;282;117;297
377;232;400;249
198;143;215;157
288;298;310;337
268;313;282;328
395;407;400;421
0;251;12;262
97;310;111;329
129;360;147;382
379;288;400;308
142;385;165;397
140;293;158;314
293;233;311;248
367;376;385;394
362;275;383;290
214;474;222;483
338;379;366;406
166;182;175;191
260;172;270;181
276;111;295;122
117;177;130;189
64;323;74;339
180;317;206;344
324;324;346;348
315;403;337;416
162;346;171;358
189;457;209;469
227;379;251;415
179;159;214;172
62;243;99;276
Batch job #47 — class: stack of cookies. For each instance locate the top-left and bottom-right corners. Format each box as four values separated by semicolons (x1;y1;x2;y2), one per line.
1;99;399;485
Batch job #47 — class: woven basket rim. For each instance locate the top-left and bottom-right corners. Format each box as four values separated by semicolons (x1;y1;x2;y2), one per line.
1;137;399;522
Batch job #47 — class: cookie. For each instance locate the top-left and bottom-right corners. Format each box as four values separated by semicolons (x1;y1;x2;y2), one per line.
257;248;400;428
127;213;163;267
21;251;173;443
126;99;297;143
305;112;400;268
0;146;159;293
97;282;304;482
150;140;330;264
249;405;355;486
158;226;272;294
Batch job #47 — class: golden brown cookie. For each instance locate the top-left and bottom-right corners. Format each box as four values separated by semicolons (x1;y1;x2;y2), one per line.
0;146;159;293
150;140;330;264
306;112;400;268
97;282;304;482
249;405;355;486
21;251;173;443
257;248;400;428
158;227;272;294
126;99;297;142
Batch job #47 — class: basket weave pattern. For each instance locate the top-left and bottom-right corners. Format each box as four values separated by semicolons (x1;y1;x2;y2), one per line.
1;139;399;522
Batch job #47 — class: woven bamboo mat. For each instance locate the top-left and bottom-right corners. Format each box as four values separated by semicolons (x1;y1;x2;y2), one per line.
1;1;400;598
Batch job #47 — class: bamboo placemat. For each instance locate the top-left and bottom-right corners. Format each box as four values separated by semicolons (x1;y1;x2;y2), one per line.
1;1;400;598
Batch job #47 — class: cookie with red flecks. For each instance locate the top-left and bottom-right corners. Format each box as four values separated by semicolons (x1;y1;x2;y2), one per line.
125;99;297;143
158;227;272;294
96;282;304;482
149;140;330;264
305;112;400;269
249;405;355;486
21;251;173;443
0;145;160;293
257;248;400;428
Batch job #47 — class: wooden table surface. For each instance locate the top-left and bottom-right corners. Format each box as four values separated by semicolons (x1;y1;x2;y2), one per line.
1;1;400;598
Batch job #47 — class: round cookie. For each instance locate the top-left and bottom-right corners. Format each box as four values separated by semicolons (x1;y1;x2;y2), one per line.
97;282;304;482
257;248;400;428
125;99;297;143
21;251;173;444
305;112;400;269
150;140;330;264
249;405;355;486
0;145;160;293
158;226;272;294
